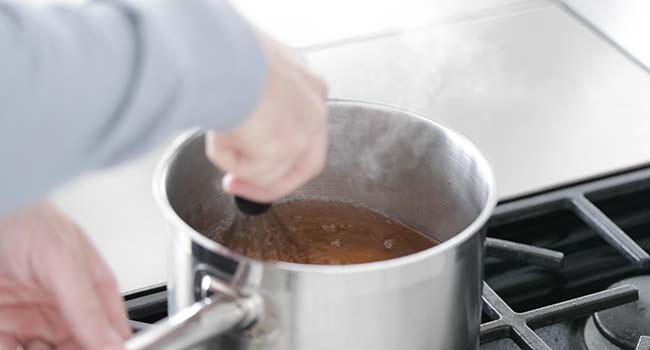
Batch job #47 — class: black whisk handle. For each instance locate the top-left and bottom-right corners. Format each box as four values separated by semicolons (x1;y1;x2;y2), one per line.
234;196;271;215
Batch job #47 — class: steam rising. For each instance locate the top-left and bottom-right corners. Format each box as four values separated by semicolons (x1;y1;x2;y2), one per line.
327;105;439;189
311;24;506;183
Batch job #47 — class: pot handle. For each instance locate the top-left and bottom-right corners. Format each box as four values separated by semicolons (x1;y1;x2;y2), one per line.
125;275;262;350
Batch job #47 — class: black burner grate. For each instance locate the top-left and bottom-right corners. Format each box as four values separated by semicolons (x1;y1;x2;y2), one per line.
481;282;637;350
485;238;564;271
490;168;650;269
480;167;650;349
637;336;650;350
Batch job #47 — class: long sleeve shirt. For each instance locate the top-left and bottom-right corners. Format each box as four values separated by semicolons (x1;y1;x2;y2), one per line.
0;0;266;214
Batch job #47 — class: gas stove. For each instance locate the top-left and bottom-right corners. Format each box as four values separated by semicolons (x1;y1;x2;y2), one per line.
124;166;650;350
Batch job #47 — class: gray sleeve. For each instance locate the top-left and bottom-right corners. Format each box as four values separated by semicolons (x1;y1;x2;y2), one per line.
0;0;266;214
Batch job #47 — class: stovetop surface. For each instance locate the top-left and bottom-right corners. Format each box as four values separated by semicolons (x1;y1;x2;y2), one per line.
125;166;650;350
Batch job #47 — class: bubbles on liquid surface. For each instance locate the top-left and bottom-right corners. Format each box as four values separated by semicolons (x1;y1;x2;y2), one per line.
208;198;438;265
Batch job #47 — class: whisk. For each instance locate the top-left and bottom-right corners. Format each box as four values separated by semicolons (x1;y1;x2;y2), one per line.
220;196;309;263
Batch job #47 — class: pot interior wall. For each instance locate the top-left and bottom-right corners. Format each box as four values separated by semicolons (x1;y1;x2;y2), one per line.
165;103;491;244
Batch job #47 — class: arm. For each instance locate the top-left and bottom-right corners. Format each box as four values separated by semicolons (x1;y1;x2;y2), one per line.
0;0;265;213
0;1;327;349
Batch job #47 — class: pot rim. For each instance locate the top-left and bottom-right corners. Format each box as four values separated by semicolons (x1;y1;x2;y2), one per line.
153;99;497;274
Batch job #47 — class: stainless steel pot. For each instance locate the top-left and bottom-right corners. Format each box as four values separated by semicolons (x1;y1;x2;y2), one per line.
126;100;497;350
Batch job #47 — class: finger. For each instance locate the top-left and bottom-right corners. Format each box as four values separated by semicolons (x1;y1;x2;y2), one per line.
36;251;124;350
266;127;328;197
0;286;78;347
230;149;298;188
222;176;278;203
0;335;19;350
56;342;84;350
209;131;303;187
21;340;54;350
301;69;329;100
205;132;239;172
228;154;292;185
82;238;131;339
228;101;324;186
221;157;293;198
220;136;308;187
0;305;59;342
221;139;304;194
227;129;327;202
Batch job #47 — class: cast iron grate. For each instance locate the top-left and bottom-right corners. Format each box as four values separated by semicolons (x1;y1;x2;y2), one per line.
480;167;650;349
637;336;650;350
480;281;637;350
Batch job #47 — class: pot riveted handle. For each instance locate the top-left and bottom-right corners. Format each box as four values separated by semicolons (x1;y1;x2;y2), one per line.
125;275;262;350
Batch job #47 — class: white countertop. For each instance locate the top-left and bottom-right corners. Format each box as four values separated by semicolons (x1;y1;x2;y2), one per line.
52;0;650;293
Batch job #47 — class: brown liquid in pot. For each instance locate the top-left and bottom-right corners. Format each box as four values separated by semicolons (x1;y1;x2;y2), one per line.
210;199;438;265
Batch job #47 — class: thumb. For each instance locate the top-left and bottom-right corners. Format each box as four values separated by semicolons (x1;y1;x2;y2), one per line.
39;252;125;350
